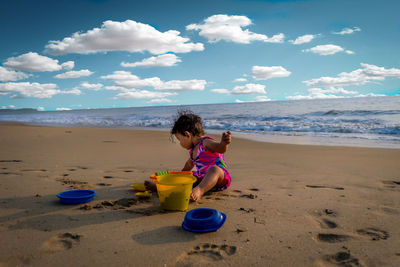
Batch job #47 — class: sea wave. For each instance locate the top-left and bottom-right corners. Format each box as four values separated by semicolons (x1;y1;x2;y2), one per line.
305;109;400;116
1;96;399;146
1;112;399;136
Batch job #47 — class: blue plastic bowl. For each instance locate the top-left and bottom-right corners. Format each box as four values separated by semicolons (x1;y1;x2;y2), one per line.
182;208;226;232
57;190;96;204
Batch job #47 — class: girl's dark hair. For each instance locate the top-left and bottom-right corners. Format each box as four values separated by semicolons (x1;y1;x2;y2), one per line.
171;109;204;137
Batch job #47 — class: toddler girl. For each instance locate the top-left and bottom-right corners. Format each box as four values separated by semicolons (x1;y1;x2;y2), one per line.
145;111;231;201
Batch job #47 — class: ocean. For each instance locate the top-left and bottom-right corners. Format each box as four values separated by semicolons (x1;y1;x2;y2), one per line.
1;96;399;149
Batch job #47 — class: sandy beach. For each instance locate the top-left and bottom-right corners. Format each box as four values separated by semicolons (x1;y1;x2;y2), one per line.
0;122;399;266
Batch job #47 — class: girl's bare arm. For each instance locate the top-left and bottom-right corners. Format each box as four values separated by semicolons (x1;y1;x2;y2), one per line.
203;131;231;153
182;158;194;171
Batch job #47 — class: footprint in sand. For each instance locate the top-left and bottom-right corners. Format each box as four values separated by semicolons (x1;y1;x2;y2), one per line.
57;178;87;185
77;166;89;170
356;228;389;241
40;233;81;253
21;169;47;172
127;208;167;216
239;207;255;213
313;208;338;217
0;171;22;176
97;183;112;186
175;243;236;265
321;218;338;229
204;191;238;200
380;206;400;215
315;233;352;243
90;198;138;210
320;251;362;267
57;178;90;189
306;185;344;190
323;209;337;216
204;190;258;201
381;180;400;190
309;209;339;229
240;193;258;199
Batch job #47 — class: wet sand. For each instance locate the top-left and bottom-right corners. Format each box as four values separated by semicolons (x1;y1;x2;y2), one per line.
0;122;399;266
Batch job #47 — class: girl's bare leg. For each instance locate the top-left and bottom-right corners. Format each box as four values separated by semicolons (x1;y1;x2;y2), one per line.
191;166;225;201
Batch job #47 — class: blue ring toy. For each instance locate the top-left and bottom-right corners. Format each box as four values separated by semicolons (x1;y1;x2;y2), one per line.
57;190;96;204
182;208;227;232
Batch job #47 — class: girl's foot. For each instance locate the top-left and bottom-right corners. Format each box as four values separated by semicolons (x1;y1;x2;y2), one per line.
190;186;204;202
144;180;157;192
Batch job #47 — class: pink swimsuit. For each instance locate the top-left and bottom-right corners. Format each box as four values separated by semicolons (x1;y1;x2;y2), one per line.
190;136;231;190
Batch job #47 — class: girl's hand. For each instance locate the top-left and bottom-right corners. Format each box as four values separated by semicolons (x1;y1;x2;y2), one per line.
221;131;231;146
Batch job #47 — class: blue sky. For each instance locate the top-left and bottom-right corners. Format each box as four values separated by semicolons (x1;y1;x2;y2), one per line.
0;0;399;110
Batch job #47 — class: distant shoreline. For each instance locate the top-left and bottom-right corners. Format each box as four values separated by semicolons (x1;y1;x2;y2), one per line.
2;121;399;150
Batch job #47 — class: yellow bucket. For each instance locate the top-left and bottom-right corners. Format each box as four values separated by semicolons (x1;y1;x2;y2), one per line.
155;173;196;211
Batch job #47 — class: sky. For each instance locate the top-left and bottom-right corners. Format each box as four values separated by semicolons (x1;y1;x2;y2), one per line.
0;0;399;111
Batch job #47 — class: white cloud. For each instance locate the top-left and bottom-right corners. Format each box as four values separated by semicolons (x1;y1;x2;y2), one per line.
211;83;267;95
231;83;266;94
56;108;72;111
252;66;291;80
287;87;349;100
4;52;74;72
102;71;162;88
113;89;176;100
345;50;355;55
0;66;31;81
332;27;361;35
61;61;75;70
287;94;341;100
254;95;271;102
233;78;247;82
309;87;357;95
235;95;271;102
303;44;344;55
102;71;206;91
146;98;173;104
289;34;315;45
79;82;103;90
62;88;82;95
45;20;204;55
356;93;386;97
186;14;284;44
211;88;230;94
304;63;400;87
155;80;206;91
293;63;400;100
121;54;181;68
54;69;93;79
0;82;81;98
265;33;285;43
0;82;59;98
1;105;16;109
104;85;129;91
